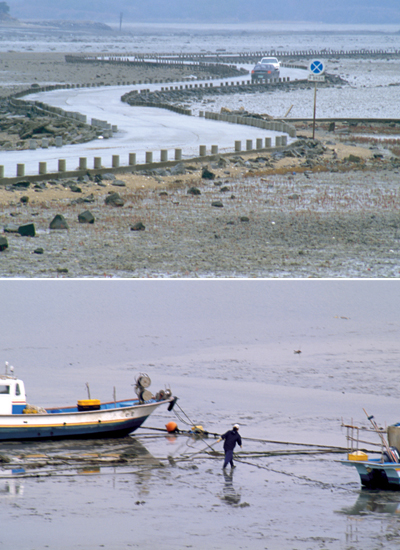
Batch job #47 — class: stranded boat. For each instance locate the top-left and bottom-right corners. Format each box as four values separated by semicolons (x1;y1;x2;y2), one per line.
0;364;177;441
342;412;400;490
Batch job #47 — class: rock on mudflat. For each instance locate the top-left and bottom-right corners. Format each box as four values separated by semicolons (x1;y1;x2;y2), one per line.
105;192;125;207
202;167;215;180
13;181;30;190
69;184;82;193
78;210;95;224
131;222;145;231
212;201;224;208
49;214;69;230
187;187;201;195
72;193;95;205
0;236;8;251
4;224;19;233
18;223;35;237
169;163;186;176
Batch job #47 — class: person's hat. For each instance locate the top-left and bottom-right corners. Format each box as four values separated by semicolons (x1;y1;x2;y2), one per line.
233;424;240;430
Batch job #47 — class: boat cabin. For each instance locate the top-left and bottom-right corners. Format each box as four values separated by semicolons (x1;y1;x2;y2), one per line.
0;376;27;414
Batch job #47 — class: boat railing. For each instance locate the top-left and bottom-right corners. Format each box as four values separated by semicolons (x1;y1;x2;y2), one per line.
342;420;385;457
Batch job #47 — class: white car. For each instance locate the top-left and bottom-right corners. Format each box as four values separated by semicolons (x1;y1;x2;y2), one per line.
260;57;280;70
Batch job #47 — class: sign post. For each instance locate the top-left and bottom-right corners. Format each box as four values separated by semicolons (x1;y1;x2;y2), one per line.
308;60;325;139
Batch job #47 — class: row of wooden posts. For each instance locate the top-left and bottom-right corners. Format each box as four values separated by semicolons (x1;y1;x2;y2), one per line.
1;135;287;178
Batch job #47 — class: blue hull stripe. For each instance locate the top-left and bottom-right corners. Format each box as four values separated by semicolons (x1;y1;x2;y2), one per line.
0;415;149;441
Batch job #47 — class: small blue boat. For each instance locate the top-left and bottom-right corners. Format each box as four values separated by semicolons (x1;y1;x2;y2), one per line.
342;414;400;490
0;365;177;441
342;454;400;490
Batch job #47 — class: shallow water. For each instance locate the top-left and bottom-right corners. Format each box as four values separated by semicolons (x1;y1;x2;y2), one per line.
1;280;400;549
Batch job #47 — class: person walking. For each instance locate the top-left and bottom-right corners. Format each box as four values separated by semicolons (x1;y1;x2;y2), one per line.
217;424;242;469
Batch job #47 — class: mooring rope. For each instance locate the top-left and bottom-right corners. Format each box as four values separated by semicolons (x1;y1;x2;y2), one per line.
172;403;196;427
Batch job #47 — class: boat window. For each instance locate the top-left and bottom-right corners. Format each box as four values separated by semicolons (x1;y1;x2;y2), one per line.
15;384;20;396
0;385;10;394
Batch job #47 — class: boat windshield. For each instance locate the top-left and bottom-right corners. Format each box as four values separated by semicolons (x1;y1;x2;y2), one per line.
0;385;10;394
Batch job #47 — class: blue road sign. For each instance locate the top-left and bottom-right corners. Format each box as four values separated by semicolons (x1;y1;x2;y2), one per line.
309;59;325;75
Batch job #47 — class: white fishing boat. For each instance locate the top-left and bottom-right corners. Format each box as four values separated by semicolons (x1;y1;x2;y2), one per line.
0;363;177;441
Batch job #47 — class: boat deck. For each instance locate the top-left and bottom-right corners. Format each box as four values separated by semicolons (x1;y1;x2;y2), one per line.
45;399;143;414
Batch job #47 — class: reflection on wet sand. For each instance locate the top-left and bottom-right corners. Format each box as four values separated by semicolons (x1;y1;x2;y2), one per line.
221;470;241;505
342;491;400;515
0;436;162;478
0;478;24;497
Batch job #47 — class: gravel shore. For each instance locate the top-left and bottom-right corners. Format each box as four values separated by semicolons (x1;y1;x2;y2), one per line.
1;52;399;278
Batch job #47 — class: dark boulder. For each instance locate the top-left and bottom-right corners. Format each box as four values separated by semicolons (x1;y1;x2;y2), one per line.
131;222;145;231
78;210;95;224
202;167;215;180
0;236;8;251
49;214;69;230
72;193;95;205
102;173;115;181
187;187;201;196
12;181;30;189
211;201;223;208
105;192;124;207
69;184;82;193
18;223;35;237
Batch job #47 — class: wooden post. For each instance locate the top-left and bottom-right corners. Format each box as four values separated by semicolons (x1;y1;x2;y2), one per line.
312;81;317;140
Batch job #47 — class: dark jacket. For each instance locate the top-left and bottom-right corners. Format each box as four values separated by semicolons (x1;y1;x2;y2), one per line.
221;429;242;451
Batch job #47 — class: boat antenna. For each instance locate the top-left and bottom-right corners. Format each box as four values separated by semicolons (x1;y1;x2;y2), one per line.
85;382;91;400
5;361;8;375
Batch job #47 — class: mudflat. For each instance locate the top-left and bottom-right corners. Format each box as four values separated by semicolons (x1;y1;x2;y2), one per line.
0;51;211;97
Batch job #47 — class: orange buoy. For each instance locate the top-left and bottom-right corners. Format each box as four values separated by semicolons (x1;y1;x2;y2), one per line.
166;421;178;433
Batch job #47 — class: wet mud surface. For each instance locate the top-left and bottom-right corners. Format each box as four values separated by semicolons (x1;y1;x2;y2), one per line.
0;431;397;550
